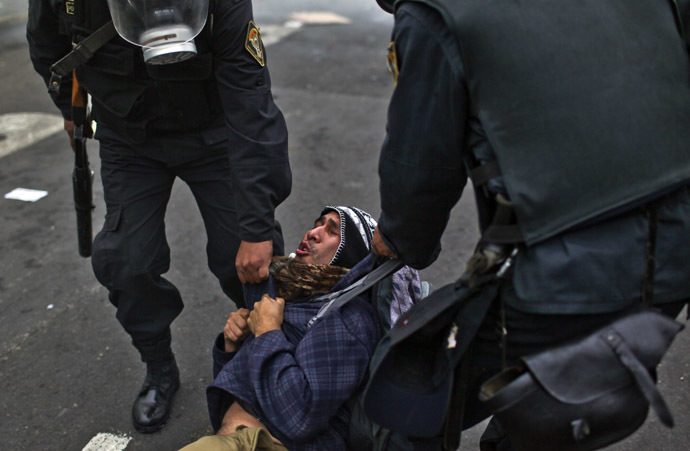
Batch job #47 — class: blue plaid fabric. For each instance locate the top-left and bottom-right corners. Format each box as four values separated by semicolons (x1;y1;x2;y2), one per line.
207;256;380;450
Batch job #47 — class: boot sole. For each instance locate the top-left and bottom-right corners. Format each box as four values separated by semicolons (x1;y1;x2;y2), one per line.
133;380;180;434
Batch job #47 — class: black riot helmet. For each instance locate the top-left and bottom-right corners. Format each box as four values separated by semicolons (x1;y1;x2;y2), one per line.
376;0;396;13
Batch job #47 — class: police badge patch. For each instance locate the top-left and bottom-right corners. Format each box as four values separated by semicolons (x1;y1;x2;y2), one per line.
245;21;265;67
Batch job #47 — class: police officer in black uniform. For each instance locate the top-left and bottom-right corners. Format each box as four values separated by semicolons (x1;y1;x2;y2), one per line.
371;0;690;446
27;0;291;433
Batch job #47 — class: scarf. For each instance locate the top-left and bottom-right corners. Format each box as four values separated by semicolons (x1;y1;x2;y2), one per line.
269;256;349;302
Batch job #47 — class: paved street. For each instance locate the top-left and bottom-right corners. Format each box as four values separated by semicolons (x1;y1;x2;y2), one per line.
0;1;688;450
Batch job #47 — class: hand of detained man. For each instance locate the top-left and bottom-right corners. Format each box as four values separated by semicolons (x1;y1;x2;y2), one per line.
248;294;285;337
223;308;251;352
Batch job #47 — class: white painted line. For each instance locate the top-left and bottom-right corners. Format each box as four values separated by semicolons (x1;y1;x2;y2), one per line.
260;24;300;47
0;112;64;159
288;11;352;25
0;13;28;25
284;20;304;29
81;433;132;451
4;188;48;202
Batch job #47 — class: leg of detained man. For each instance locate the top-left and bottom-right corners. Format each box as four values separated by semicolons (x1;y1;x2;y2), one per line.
178;427;288;451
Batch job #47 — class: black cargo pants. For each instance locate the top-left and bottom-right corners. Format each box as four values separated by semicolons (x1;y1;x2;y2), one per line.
91;124;283;346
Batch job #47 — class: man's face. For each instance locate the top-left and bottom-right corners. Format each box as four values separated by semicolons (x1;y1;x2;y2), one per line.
293;211;341;265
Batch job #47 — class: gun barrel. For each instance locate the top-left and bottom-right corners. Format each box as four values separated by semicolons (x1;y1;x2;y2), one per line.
73;141;94;258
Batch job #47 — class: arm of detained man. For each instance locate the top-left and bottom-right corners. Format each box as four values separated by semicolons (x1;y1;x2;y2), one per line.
223;308;251;352
212;0;292;283
377;3;469;269
242;301;378;443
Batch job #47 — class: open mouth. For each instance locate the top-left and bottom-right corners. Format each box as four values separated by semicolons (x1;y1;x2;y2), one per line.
295;241;310;256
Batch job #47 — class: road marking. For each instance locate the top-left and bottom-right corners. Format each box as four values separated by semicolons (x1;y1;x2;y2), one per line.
0;13;27;25
4;187;48;202
260;11;352;46
260;24;301;46
0;112;64;159
81;433;132;451
288;11;352;25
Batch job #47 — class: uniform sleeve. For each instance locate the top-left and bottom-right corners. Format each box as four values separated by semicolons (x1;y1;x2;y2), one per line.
677;0;690;52
241;302;379;443
378;3;469;269
27;0;73;119
211;0;291;242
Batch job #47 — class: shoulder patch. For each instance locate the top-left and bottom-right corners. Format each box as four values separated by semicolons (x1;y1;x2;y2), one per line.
245;21;265;67
386;41;399;86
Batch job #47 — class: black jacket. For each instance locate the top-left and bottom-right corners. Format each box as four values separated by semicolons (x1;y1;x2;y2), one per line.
378;1;690;313
27;0;291;243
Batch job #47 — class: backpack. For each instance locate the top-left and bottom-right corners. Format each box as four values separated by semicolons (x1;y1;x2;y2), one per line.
319;257;434;451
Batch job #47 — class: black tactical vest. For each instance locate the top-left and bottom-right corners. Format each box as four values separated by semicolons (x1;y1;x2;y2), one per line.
57;0;223;142
402;0;690;245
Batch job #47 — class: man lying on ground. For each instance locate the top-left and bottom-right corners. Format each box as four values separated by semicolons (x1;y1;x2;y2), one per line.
181;205;420;451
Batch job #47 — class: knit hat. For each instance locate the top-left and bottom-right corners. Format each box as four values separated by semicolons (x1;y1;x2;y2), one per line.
321;206;377;269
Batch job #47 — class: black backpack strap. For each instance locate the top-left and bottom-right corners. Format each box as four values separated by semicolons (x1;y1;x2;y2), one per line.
308;258;404;328
604;330;674;427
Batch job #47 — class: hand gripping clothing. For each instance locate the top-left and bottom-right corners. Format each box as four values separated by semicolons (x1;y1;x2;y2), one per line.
207;267;381;451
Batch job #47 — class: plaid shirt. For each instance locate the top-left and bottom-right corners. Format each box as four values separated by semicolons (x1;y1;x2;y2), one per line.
207;259;380;450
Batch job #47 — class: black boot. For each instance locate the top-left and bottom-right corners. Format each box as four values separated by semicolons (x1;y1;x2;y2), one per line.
132;338;180;433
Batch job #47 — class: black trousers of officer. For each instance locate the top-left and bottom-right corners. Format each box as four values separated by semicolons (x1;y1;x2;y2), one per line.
91;124;283;349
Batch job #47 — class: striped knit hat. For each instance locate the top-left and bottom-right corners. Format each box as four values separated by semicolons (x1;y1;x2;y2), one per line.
321;206;377;269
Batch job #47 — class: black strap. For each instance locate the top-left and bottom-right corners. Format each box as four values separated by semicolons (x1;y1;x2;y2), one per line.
481;196;524;244
641;205;658;306
308;258;404;326
604;330;674;427
443;356;469;450
50;21;117;77
470;161;501;187
482;224;523;244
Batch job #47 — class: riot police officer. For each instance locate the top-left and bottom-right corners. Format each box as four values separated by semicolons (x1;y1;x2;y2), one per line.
27;0;291;433
370;0;690;447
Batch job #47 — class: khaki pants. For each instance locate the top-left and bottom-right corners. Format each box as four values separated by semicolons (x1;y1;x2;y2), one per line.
179;427;288;451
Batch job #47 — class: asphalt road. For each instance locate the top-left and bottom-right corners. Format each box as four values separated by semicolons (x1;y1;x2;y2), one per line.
1;1;688;450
